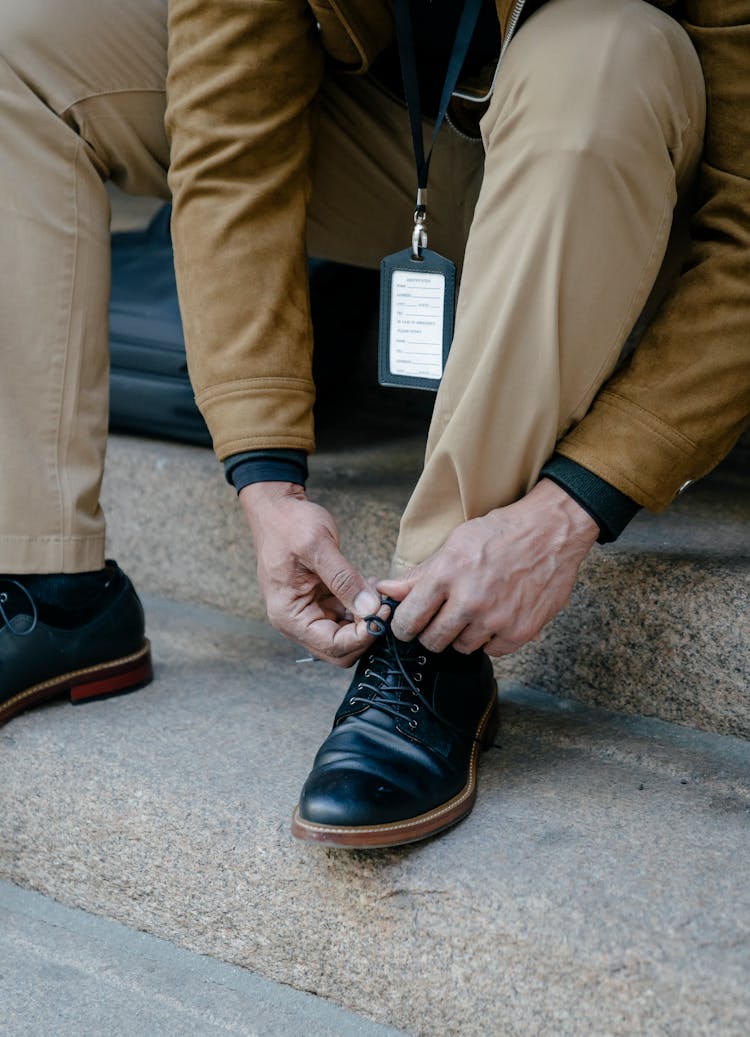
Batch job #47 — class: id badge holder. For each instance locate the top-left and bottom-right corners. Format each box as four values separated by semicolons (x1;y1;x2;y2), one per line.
378;246;456;392
377;0;483;390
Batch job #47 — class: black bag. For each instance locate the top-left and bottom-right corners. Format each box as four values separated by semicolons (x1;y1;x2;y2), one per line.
109;205;378;446
109;205;208;444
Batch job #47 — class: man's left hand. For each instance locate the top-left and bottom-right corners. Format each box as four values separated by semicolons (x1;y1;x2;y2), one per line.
377;479;599;657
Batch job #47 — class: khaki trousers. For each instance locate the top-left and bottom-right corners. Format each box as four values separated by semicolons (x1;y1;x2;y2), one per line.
0;0;705;575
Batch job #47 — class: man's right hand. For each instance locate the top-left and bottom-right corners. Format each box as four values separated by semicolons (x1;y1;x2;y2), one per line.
239;482;384;667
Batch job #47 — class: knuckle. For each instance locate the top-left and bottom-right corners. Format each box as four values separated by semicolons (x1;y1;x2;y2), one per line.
489;636;516;656
455;595;481;624
452;637;474;655
391;612;415;640
392;626;411;645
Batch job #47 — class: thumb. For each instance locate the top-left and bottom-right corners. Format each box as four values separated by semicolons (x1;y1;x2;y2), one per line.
310;538;381;618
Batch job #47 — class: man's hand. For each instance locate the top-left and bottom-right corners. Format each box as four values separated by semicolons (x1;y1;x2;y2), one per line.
377;479;599;656
240;482;384;667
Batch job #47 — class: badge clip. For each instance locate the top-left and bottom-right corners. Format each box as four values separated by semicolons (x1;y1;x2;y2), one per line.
411;188;428;260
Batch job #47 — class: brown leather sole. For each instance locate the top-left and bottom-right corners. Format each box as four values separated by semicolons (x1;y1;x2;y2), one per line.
0;641;153;725
291;685;499;849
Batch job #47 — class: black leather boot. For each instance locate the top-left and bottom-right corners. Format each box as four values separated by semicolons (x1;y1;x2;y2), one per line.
0;561;152;725
292;617;498;848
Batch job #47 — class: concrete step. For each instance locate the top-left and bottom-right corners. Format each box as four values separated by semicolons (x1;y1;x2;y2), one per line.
2;595;748;1037
102;431;750;740
1;880;410;1037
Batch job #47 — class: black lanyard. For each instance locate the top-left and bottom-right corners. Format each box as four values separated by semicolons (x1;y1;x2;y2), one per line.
394;0;484;254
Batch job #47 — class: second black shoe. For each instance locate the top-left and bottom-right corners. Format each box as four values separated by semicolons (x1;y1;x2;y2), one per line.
0;561;152;725
292;619;498;849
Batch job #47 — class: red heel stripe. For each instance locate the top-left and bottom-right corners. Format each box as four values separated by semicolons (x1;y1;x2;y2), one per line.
70;656;152;703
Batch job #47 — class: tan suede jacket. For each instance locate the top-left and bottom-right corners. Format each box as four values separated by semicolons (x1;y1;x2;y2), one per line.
166;0;750;511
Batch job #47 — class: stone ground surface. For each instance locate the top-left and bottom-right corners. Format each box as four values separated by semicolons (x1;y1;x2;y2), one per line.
103;433;750;738
2;596;748;1037
0;881;410;1037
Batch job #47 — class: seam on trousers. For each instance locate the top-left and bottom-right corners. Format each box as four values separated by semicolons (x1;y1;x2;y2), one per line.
56;135;82;556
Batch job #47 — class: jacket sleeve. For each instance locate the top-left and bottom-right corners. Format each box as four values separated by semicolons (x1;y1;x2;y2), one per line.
555;5;750;511
165;0;325;460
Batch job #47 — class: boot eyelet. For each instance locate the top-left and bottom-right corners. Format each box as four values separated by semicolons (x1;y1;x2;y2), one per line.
364;668;371;677
414;672;422;682
368;655;375;663
411;704;419;713
418;655;427;665
357;683;364;690
0;593;7;604
409;720;418;729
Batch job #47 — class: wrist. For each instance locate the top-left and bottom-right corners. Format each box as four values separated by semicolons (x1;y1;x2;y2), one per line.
533;477;599;544
538;455;640;543
494;478;598;551
239;480;306;518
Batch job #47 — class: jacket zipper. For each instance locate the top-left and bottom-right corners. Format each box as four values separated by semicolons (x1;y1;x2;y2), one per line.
499;0;528;63
447;0;528;140
451;0;528;105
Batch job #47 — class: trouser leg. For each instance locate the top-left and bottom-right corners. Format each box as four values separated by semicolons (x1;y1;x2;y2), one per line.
308;75;484;274
0;1;168;573
393;0;705;572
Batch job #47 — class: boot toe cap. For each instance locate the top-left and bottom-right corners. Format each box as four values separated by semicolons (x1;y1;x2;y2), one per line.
297;765;428;828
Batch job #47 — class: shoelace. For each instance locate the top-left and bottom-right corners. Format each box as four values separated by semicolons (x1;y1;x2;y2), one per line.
350;608;466;739
0;581;39;637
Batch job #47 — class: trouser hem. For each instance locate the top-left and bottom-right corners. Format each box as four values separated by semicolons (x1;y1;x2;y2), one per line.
0;535;107;574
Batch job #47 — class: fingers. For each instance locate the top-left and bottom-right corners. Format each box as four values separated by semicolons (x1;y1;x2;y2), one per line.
298;605;391;668
410;603;482;654
307;537;380;619
483;634;519;658
387;579;448;644
244;493;391;664
378;555;539;655
301;616;373;667
379;569;482;654
375;578;412;601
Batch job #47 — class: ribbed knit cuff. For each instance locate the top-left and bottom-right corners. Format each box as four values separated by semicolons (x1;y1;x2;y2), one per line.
224;449;308;493
539;455;640;543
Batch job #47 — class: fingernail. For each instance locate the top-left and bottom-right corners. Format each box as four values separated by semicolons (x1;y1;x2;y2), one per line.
354;590;380;617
